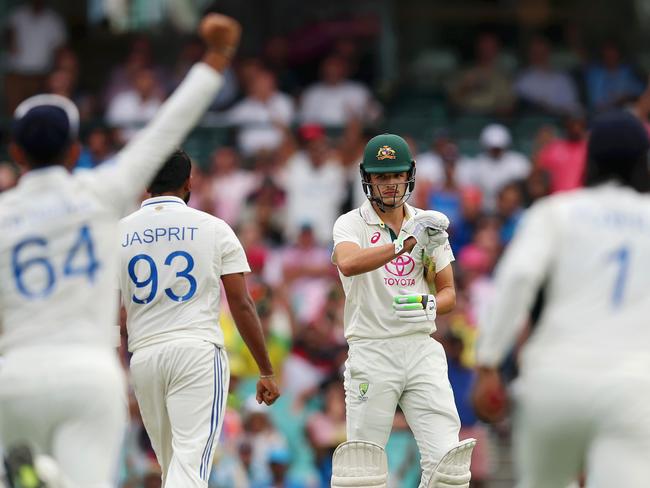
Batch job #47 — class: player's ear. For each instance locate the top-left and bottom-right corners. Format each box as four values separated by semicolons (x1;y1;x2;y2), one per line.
64;141;82;171
184;176;192;193
9;142;29;171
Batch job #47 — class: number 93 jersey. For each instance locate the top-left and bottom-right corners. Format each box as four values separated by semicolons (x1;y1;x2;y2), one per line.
117;196;250;352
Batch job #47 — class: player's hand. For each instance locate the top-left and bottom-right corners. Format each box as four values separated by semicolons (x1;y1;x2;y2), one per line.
199;13;242;71
395;210;449;254
393;289;437;323
471;367;508;423
256;376;280;406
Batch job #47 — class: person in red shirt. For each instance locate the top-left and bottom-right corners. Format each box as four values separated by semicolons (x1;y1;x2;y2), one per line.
536;113;587;193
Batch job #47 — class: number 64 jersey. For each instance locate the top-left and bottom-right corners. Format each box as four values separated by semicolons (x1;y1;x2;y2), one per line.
117;196;250;352
477;184;650;372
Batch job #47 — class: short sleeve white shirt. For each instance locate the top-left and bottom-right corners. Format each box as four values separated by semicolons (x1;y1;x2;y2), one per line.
118;196;250;351
333;200;454;341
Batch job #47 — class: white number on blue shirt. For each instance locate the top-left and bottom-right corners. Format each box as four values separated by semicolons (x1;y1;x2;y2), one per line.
128;251;197;304
12;225;100;299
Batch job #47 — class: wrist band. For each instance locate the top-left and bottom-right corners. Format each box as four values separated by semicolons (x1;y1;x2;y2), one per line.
260;374;275;379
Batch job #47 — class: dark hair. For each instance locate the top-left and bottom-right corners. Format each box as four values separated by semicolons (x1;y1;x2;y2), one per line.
584;111;650;193
148;149;192;194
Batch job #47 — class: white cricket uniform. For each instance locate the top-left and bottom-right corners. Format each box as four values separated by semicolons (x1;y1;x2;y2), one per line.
118;196;250;487
477;184;650;488
0;64;223;488
333;200;460;488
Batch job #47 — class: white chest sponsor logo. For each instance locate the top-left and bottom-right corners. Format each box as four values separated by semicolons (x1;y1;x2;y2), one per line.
383;255;416;287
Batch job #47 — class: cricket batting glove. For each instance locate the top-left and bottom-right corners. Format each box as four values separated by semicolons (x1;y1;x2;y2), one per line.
394;210;450;254
393;289;437;323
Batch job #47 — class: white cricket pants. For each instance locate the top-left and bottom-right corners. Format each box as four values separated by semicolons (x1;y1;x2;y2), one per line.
129;339;229;488
344;333;460;488
513;364;650;488
0;346;127;488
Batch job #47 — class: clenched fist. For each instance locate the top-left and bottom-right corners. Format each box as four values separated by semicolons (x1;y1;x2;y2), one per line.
199;14;242;71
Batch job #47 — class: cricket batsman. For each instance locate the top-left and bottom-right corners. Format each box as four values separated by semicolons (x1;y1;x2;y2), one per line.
330;134;475;488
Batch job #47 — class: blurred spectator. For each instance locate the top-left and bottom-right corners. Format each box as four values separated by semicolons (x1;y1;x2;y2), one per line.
416;130;451;191
4;0;67;113
522;167;552;206
451;187;484;253
229;70;295;157
208;147;259;226
584;41;644;112
299;56;379;126
267;447;303;488
536;113;587;192
241;398;289;487
337;122;375;214
495;182;524;244
460;124;530;211
448;33;515;114
630;79;650;134
283;125;346;244
106;68;164;143
103;37;166;106
515;36;581;115
263;36;302;95
170;38;238;110
282;225;337;325
0;162;21;193
76;127;116;169
417;130;474;196
441;331;491;488
306;380;346;487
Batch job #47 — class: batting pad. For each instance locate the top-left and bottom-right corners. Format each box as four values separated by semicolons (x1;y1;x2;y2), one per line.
427;438;477;488
331;440;388;488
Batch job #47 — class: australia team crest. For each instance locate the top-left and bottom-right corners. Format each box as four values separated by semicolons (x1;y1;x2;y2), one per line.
376;145;396;160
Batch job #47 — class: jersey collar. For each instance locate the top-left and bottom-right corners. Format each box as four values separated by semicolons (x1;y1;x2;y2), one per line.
18;166;69;189
141;195;187;208
359;199;415;228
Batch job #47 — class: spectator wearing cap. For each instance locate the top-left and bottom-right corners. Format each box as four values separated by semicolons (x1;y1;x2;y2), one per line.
228;70;295;157
536;113;587;193
299;55;379;126
460;124;530;211
282;125;345;245
515;36;581;115
4;0;67;113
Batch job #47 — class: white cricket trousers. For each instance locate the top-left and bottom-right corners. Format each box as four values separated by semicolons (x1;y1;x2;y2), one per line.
513;364;650;488
129;339;229;488
344;333;460;488
0;346;127;488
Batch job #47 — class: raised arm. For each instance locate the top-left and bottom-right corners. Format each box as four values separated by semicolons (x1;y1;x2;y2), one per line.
86;14;241;211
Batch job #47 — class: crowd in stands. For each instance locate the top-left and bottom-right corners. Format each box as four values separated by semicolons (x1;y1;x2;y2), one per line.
3;2;650;487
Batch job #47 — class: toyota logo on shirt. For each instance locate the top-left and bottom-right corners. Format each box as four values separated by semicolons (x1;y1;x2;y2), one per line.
384;255;415;276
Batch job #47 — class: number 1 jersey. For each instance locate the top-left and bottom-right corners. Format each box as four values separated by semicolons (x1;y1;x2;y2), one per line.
117;196;250;352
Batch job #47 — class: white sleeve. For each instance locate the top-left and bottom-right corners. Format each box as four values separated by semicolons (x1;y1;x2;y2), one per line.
218;223;251;276
80;63;223;215
333;213;362;248
476;200;558;367
433;239;455;273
